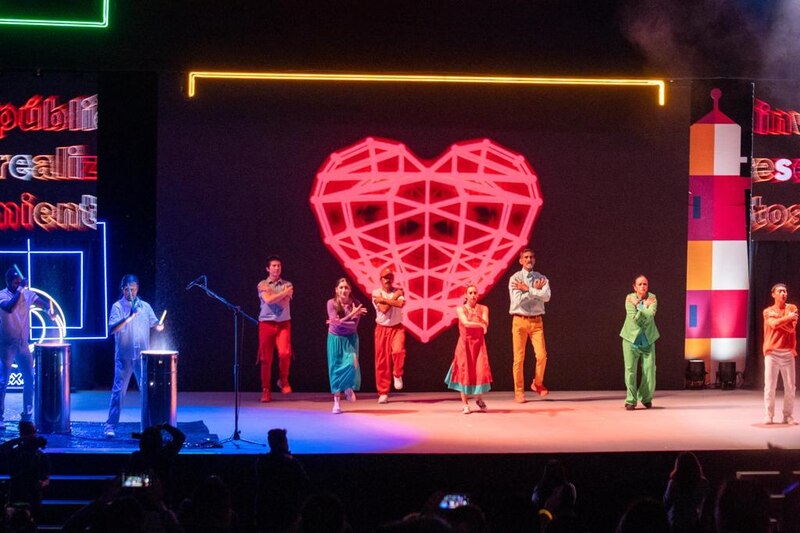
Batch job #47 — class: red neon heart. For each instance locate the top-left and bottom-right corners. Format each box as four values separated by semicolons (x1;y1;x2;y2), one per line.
310;137;543;342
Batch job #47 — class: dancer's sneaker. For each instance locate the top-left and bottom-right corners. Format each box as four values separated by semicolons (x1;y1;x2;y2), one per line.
345;388;356;402
377;394;389;404
476;399;487;412
462;405;471;414
393;376;404;390
532;384;549;397
332;399;342;414
277;379;292;395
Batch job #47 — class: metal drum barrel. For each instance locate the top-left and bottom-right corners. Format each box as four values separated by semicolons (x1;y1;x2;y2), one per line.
140;350;178;431
34;343;71;434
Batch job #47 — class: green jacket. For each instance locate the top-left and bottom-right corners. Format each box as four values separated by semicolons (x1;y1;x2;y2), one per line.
619;292;660;345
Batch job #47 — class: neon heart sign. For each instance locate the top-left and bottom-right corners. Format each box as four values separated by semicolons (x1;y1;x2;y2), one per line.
310;137;543;342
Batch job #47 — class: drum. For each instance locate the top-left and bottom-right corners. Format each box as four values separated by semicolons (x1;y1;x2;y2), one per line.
34;343;71;434
140;350;178;430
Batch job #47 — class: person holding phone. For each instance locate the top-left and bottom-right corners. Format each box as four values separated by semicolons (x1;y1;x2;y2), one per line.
128;422;185;493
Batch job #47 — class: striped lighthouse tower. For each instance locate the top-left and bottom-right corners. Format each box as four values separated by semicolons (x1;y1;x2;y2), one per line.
685;89;751;383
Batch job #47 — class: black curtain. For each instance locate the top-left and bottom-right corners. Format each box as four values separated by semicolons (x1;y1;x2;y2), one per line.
746;241;800;388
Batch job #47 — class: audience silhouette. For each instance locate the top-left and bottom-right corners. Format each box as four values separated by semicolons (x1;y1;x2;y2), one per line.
0;421;49;522
255;428;311;533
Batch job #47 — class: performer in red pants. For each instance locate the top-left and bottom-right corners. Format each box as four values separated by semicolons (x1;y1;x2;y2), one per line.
372;267;406;404
257;255;293;403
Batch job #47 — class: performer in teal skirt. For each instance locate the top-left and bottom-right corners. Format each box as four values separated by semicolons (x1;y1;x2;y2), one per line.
445;284;493;414
326;278;367;414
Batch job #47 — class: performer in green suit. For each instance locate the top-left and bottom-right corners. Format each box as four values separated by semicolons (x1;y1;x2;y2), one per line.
619;275;660;410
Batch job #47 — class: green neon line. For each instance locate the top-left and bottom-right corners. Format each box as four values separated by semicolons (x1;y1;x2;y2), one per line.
0;0;109;28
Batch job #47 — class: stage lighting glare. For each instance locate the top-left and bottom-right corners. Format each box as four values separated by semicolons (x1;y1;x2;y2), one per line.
685;359;706;389
717;362;737;390
187;71;667;105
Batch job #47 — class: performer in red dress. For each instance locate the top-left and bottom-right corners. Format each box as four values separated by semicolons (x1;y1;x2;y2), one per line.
444;284;493;414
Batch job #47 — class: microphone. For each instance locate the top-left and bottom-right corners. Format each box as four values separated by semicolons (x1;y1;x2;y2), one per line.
185;275;205;290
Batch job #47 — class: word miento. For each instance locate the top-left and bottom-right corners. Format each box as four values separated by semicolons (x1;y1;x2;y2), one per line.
753;99;800;136
0;145;97;181
751;196;800;234
0;95;98;140
0;193;97;231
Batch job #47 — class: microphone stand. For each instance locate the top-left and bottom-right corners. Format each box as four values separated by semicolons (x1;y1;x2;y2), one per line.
188;278;262;446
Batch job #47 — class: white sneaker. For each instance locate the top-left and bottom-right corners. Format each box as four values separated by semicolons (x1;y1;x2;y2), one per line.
332;399;342;414
345;388;356;402
378;394;389;404
783;416;798;425
462;405;471;414
393;376;403;390
104;427;116;438
764;416;774;425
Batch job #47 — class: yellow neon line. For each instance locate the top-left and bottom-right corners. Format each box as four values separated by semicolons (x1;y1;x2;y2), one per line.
187;71;666;105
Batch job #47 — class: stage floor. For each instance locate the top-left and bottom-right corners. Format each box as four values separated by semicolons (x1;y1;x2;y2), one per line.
4;389;798;455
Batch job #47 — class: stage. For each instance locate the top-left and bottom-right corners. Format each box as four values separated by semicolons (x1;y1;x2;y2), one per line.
3;388;799;531
3;388;797;454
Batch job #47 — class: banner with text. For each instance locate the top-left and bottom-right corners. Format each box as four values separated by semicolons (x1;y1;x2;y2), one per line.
751;83;800;240
0;72;106;343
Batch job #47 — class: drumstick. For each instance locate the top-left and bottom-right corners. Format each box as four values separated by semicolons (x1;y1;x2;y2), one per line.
158;310;167;325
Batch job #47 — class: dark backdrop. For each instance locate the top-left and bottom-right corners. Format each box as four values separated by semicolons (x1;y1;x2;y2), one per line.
745;80;800;387
151;75;690;393
84;72;159;389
